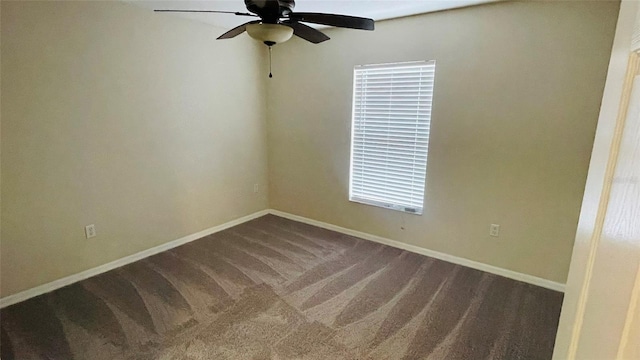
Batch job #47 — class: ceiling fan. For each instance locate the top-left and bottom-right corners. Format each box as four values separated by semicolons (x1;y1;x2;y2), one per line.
155;0;374;45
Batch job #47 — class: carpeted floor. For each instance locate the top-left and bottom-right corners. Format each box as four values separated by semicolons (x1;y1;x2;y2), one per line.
0;215;563;359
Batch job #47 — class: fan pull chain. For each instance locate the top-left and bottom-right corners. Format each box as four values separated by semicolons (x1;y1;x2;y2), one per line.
268;45;273;78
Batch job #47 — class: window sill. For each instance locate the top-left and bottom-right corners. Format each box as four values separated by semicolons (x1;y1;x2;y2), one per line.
349;196;423;215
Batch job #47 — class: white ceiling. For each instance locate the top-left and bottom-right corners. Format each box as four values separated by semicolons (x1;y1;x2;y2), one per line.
126;0;499;30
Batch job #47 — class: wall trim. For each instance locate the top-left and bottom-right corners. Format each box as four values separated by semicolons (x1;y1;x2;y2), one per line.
0;209;270;309
269;209;566;293
1;206;565;308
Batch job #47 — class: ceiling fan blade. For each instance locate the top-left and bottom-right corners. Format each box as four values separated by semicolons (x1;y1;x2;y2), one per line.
217;20;260;39
283;21;330;44
289;12;374;30
154;10;257;17
244;0;280;22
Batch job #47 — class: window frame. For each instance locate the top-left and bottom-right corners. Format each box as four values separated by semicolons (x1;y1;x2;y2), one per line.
348;60;436;215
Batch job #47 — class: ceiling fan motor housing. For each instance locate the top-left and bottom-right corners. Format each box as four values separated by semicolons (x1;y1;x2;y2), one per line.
244;0;295;23
279;0;295;16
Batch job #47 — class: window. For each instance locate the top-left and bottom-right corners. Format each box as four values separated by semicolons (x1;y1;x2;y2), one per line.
349;61;436;215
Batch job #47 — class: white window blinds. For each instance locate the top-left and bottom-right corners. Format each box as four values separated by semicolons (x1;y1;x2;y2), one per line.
349;61;435;214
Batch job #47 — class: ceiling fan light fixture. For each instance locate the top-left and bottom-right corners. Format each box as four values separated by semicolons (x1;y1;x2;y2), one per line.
246;23;294;44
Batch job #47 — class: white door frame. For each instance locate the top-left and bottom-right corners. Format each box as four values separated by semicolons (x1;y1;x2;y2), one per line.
553;1;640;359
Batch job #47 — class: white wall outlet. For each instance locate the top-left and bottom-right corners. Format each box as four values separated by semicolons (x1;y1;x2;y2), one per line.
254;183;259;193
489;224;500;237
85;224;96;239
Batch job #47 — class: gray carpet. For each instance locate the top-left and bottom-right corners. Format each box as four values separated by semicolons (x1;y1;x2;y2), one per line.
0;214;563;359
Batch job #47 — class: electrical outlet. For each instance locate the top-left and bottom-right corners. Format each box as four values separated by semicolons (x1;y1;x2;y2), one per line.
489;224;500;237
254;183;259;193
85;224;96;239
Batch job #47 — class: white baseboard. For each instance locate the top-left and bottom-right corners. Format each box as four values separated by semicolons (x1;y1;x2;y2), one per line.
268;209;566;293
0;207;564;308
0;209;270;309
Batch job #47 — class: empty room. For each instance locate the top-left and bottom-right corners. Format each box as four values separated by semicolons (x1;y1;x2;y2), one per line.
2;0;639;359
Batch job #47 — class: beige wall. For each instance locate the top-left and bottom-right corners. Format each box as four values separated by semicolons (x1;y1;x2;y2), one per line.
0;0;621;298
266;0;619;283
0;1;268;297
